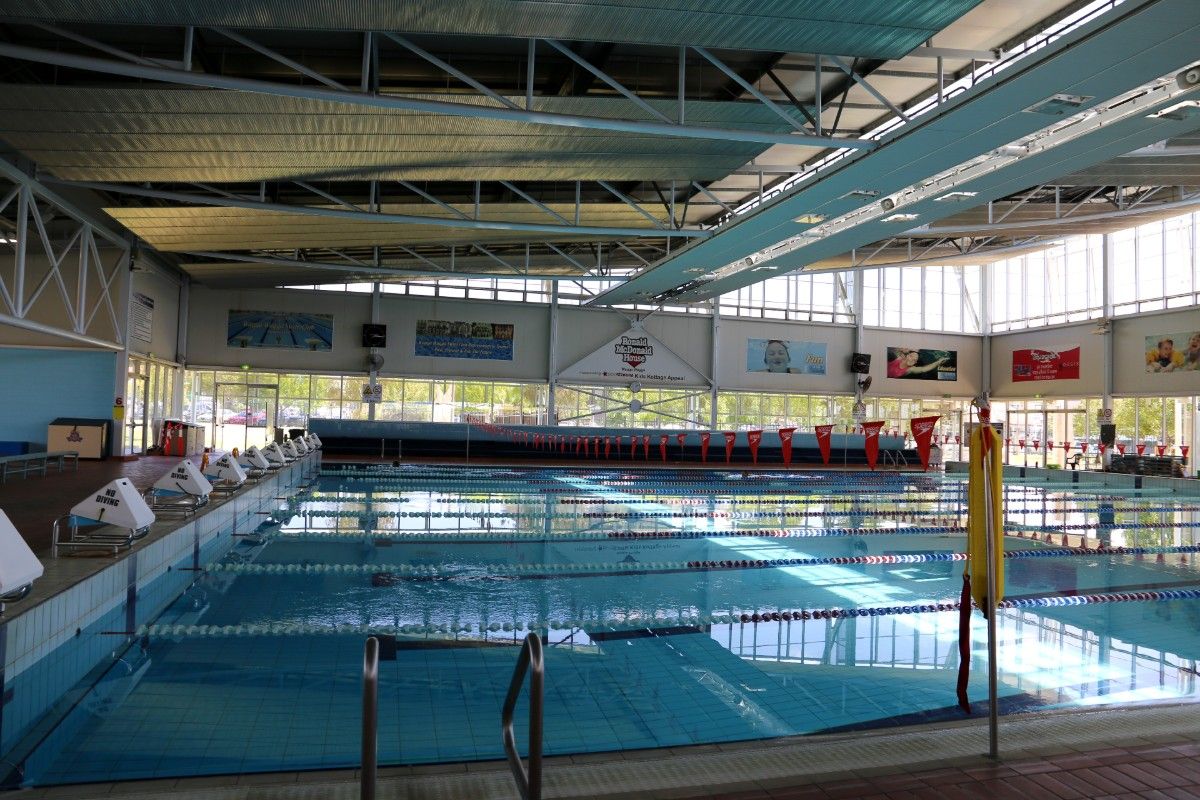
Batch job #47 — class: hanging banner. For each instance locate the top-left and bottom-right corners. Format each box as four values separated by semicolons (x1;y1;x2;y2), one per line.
415;319;514;361
642;435;650;460
723;431;737;463
886;347;957;381
1156;445;1167;457
228;310;334;351
676;433;687;457
747;430;763;464
594;437;602;458
1011;346;1081;382
745;339;827;375
557;322;708;386
1145;332;1200;373
910;415;940;471
862;421;885;470
814;424;833;466
1137;443;1146;456
604;437;611;459
778;428;796;466
1182;445;1190;461
659;434;669;463
700;432;711;463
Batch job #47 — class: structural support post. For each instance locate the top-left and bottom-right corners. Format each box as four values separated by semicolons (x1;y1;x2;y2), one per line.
1101;233;1115;469
173;279;189;419
368;282;381;422
709;302;720;429
547;284;559;425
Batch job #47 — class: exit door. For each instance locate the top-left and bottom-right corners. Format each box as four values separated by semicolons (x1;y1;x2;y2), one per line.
214;383;278;452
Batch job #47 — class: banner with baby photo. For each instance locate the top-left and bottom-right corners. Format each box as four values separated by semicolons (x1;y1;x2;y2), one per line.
1144;331;1200;373
885;346;957;381
745;339;827;375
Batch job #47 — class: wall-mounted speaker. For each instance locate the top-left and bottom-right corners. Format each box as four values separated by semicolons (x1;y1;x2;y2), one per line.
850;353;871;374
1100;424;1116;447
362;323;387;348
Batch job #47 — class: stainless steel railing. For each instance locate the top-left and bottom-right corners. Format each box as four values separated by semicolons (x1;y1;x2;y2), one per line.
502;632;544;800
362;637;379;800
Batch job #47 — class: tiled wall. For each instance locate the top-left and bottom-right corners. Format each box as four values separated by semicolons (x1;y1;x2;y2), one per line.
0;454;320;780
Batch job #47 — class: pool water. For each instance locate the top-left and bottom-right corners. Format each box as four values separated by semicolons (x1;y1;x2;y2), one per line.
13;467;1200;785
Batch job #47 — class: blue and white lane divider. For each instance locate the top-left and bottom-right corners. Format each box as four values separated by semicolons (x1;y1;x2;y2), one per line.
206;544;1200;579
132;587;1200;640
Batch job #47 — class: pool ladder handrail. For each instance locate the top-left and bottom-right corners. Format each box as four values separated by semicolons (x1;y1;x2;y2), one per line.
362;637;379;800
502;632;544;800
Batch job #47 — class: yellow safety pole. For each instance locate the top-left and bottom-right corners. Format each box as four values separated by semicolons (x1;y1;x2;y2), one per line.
967;409;1004;757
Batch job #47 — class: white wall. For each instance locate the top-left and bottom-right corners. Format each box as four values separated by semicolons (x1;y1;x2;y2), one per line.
186;288;553;380
129;267;182;362
380;294;550;381
1113;308;1200;396
187;286;371;372
989;322;1102;398
716;318;855;394
864;329;983;398
555;307;713;386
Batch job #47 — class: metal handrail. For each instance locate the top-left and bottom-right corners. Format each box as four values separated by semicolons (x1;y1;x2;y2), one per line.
362;637;379;800
502;632;544;800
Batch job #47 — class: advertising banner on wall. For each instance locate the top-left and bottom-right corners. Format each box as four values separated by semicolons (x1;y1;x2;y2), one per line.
131;292;154;343
1012;346;1081;382
557;323;708;386
415;319;514;361
885;347;957;381
745;339;827;375
1144;331;1200;373
228;310;334;350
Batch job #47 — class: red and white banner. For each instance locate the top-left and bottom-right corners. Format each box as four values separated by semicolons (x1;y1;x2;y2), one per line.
1137;443;1146;456
604;436;611;459
814;424;833;466
1182;445;1190;461
778;428;796;466
862;421;885;470
910;415;940;471
1117;443;1126;455
723;431;737;463
700;432;711;463
1012;346;1081;382
659;434;669;463
641;435;650;460
1156;445;1167;457
747;430;763;464
676;433;687;457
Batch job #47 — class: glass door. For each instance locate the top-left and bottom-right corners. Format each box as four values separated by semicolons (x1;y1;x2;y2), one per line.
124;371;149;455
214;382;278;452
247;384;279;449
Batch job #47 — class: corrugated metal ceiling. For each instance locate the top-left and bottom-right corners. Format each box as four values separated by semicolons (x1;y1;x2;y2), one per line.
0;87;811;183
3;0;983;58
105;203;665;251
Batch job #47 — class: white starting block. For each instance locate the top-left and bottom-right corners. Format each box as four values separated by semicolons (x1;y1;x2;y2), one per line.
205;453;248;490
1;509;43;610
306;432;322;449
239;445;270;476
281;439;299;460
54;479;156;556
262;442;290;467
292;437;310;455
146;460;212;516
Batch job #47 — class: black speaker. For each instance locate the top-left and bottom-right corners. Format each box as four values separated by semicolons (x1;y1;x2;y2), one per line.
362;323;387;348
850;353;871;374
1100;424;1116;446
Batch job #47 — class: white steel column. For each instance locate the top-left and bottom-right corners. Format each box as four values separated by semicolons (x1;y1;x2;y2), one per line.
980;263;991;396
1102;233;1115;468
170;280;189;418
547;284;559;425
710;302;720;428
368;282;381;421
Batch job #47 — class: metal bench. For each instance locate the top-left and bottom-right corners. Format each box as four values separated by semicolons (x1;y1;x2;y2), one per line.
0;450;79;482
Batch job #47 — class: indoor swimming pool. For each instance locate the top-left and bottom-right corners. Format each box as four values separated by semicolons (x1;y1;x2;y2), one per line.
8;466;1200;786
